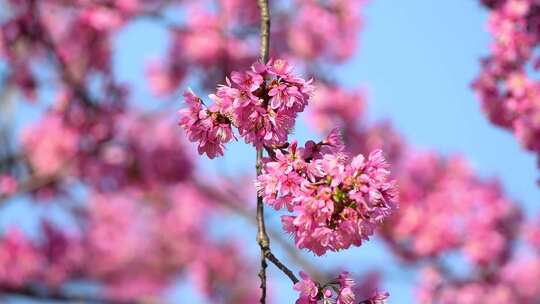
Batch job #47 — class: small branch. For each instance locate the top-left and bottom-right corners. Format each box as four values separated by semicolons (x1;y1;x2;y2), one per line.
258;252;268;302
256;147;270;304
0;162;71;204
0;285;140;304
265;251;299;284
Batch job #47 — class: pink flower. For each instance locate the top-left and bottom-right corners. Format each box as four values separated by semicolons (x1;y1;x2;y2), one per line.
231;70;263;92
294;271;319;304
178;90;234;159
287;0;363;62
0;175;17;196
382;152;520;264
145;59;185;96
22;114;78;176
267;59;294;77
473;0;540;172
0;228;42;287
294;271;370;304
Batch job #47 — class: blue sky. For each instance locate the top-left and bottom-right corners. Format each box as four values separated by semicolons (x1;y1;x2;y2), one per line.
4;0;540;303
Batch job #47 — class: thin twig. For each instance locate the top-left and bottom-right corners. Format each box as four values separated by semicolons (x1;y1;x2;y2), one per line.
265;251;299;284
0;158;74;204
0;285;144;304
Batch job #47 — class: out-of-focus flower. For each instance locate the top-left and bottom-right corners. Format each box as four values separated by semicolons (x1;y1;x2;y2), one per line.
22;114;78;176
382;152;520;265
473;0;540;172
0;175;17;196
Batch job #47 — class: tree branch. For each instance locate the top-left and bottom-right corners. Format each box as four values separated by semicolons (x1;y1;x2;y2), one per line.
254;1;301;300
256;0;271;302
0;285;145;304
257;0;271;63
265;251;299;284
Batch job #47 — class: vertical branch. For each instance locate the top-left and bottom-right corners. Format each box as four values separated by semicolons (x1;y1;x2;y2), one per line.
256;0;271;303
257;0;271;63
255;0;298;301
256;145;270;304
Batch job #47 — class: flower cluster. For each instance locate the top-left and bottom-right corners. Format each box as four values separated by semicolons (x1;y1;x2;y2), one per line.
473;0;540;170
179;59;314;157
417;255;540;304
382;152;520;265
288;0;364;62
0;175;17;197
0;224;83;289
256;130;398;255
22;113;79;176
294;271;389;304
0;228;43;288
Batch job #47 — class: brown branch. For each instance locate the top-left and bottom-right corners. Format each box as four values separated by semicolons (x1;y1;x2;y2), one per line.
0;285;145;304
258;249;269;303
265;251;299;284
0;160;72;204
255;0;302;293
256;148;271;304
257;0;271;64
255;0;272;302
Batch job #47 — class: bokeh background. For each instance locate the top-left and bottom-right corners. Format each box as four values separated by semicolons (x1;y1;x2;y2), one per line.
1;0;539;303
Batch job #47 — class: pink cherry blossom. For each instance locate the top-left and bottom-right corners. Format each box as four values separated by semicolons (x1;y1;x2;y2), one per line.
0;175;17;196
294;271;388;304
178;89;234;158
287;0;364;62
178;60;314;152
294;271;319;304
382;152;520;264
257;134;397;255
22;113;79;176
0;228;42;288
473;0;540;172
